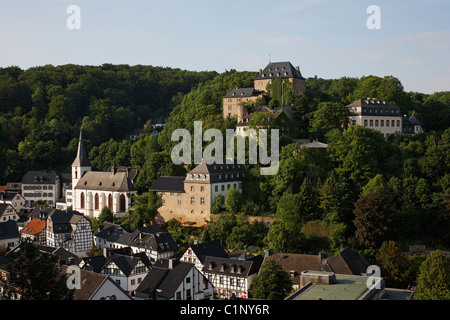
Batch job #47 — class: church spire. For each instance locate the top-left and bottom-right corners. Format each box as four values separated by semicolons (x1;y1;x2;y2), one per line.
72;129;91;167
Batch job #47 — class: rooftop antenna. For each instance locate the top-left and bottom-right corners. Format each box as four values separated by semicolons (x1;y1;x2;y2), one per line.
269;54;271;63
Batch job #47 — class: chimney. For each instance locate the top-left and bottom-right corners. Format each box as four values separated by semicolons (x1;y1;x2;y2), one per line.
168;258;174;269
259;69;262;74
264;249;270;258
296;66;300;71
193;239;198;245
103;247;109;257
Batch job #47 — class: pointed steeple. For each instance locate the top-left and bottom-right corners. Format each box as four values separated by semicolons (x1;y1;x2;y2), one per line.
72;129;91;167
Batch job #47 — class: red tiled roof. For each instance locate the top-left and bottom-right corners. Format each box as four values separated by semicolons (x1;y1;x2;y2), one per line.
21;219;46;235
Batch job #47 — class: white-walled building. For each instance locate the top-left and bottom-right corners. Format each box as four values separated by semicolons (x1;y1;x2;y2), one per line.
21;170;60;207
347;98;403;138
68;130;138;219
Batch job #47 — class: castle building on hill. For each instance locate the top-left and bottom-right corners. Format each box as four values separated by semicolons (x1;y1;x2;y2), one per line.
222;61;305;122
67;130;138;219
150;161;244;227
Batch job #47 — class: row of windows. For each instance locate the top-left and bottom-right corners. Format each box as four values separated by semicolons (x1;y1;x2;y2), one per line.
363;108;399;114
23;192;53;198
162;197;206;206
363;119;401;128
23;185;54;190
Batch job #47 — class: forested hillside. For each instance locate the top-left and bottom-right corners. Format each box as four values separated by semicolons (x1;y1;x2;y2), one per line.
1;65;450;280
0;64;217;182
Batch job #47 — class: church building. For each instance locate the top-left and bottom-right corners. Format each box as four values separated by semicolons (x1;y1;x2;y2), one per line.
67;130;138;219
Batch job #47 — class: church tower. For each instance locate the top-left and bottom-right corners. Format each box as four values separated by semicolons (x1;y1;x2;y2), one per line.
71;129;92;208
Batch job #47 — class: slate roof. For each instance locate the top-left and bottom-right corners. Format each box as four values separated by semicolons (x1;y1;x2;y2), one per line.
185;161;244;184
48;210;85;234
74;170;136;192
327;248;370;275
82;251;152;277
114;225;178;253
202;256;257;278
0;203;14;216
255;61;305;80
94;222;127;243
0;220;19;240
22;170;58;184
188;239;228;264
346;99;402;116
72;130;92;167
136;259;195;299
61;265;132;300
28;206;55;220
223;87;263;99
149;176;185;193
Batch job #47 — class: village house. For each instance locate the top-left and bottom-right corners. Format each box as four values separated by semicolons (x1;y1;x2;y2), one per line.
266;248;370;291
180;239;229;272
0;220;20;251
61;265;133;300
0;203;19;223
402;114;423;135
21;170;60;207
94;222;178;263
150;161;244;227
134;258;213;300
45;210;94;256
0;192;28;214
79;247;153;293
20;218;47;245
201;256;259;299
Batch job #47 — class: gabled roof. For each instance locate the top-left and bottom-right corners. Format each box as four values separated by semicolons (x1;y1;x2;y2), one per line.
327;248;370;275
149;176;185;193
255;61;305;80
75;171;136;192
223;87;263;99
0;203;15;216
72;129;92;167
82;251;152;277
201;256;257;278
21;170;58;184
136;259;196;299
21;219;46;235
48;210;87;234
114;225;178;253
187;240;228;264
94;222;127;243
268;253;330;284
0;220;19;240
61;265;132;300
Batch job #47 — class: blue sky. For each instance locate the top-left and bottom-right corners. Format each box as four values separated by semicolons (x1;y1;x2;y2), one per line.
0;0;449;93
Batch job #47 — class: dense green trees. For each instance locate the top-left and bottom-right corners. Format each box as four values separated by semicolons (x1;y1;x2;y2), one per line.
1;64;449;294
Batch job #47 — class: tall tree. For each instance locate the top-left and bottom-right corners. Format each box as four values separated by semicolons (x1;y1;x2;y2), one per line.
3;242;73;300
249;258;292;300
353;191;390;249
376;241;411;288
414;250;450;300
